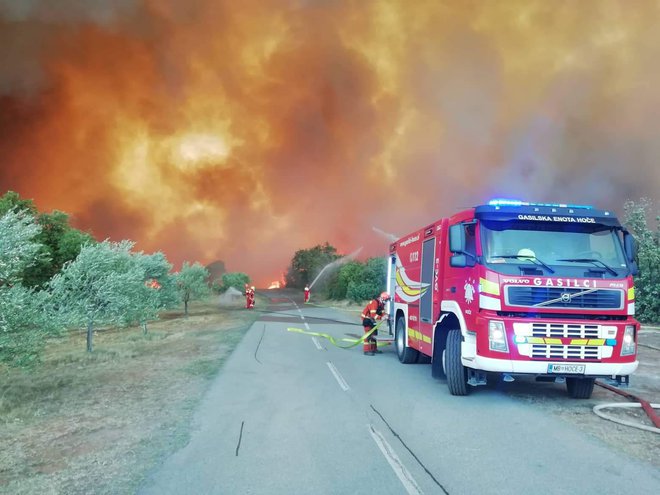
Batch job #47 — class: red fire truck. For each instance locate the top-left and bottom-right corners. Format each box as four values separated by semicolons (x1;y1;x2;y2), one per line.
386;200;639;398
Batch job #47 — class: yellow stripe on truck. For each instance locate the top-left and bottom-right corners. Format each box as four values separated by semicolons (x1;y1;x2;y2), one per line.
479;277;500;296
523;337;609;346
396;270;424;297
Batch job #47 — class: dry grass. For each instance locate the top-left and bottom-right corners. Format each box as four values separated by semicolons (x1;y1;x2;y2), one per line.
0;298;258;495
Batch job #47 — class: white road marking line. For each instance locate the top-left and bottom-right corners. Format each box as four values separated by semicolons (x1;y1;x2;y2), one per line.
326;362;350;391
304;322;310;330
312;336;323;350
369;425;423;495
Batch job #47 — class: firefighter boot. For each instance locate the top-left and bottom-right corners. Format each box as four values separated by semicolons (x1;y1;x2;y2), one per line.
363;338;375;356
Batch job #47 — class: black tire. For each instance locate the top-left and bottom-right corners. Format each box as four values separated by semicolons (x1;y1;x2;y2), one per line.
431;330;446;379
566;377;595;399
395;316;419;364
446;329;468;396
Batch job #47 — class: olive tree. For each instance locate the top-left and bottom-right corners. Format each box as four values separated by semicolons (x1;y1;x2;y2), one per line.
0;286;59;367
1;191;95;287
0;210;43;285
50;240;145;352
125;252;179;333
0;210;59;367
175;262;210;316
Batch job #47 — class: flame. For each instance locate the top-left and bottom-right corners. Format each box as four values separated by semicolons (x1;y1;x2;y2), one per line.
1;1;659;286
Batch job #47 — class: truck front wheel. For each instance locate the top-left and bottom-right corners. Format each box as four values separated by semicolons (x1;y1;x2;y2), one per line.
566;377;595;399
395;316;419;364
446;329;468;396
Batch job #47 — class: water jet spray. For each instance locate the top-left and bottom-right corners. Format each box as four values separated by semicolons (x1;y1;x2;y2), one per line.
309;247;363;289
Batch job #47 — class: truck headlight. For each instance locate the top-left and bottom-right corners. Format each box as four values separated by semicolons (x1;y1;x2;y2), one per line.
621;325;636;356
489;320;508;352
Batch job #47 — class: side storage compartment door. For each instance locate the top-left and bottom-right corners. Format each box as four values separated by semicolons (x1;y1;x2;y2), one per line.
419;237;435;355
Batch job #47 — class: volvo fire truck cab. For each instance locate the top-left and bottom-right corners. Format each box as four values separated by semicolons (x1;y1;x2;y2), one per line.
387;200;639;398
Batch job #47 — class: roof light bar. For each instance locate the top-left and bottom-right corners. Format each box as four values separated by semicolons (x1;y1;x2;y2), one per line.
488;199;593;209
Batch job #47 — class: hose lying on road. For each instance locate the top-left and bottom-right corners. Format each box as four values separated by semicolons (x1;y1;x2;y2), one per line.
287;320;391;349
592;403;660;434
594;380;660;434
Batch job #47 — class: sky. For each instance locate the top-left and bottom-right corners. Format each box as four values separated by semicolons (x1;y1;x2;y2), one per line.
1;0;659;286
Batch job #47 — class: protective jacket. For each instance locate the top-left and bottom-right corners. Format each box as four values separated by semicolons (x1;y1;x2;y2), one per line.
360;298;387;354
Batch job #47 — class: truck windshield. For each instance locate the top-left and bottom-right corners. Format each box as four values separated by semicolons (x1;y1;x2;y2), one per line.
480;220;629;277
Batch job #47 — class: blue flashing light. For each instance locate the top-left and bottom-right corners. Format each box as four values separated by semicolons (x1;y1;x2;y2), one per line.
488;198;525;207
606;339;617;346
488;199;593;209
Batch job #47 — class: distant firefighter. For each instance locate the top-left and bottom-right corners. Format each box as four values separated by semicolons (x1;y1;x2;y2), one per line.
248;286;256;309
304;285;310;303
245;284;255;309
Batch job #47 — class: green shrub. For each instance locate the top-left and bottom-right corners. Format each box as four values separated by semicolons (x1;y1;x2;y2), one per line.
624;198;660;324
219;272;250;292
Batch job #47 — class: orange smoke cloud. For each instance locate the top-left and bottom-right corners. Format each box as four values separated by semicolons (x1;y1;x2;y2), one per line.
1;0;659;286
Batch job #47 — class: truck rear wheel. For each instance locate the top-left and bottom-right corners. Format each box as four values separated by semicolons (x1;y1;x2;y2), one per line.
395;316;419;364
431;331;446;379
566;377;595;399
446;329;468;396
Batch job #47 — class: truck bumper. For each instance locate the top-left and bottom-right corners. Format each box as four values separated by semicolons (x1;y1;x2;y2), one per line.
465;354;639;377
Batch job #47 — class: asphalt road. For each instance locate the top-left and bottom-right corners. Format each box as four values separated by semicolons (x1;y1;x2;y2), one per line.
140;291;660;495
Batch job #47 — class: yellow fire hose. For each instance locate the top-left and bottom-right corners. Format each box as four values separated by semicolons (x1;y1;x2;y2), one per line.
287;319;390;349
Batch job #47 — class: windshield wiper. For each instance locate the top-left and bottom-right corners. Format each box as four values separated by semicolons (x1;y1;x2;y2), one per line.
555;258;618;276
489;254;555;274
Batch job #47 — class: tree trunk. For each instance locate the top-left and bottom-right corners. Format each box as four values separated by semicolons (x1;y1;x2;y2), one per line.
142;321;148;335
86;320;94;353
184;300;189;317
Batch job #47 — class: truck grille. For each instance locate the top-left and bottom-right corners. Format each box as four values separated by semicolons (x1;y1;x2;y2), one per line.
530;322;600;338
514;322;617;361
506;286;622;310
531;345;600;360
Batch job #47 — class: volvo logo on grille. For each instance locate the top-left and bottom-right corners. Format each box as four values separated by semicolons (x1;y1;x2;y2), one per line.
560;292;572;303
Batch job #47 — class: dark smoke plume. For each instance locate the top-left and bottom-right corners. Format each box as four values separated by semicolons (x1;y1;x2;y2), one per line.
1;0;658;285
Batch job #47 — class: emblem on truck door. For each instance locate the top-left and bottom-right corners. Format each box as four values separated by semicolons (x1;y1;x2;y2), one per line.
464;278;476;304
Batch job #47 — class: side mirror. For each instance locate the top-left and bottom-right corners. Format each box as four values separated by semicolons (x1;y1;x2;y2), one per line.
629;261;639;276
449;224;465;253
450;254;468;268
623;233;637;263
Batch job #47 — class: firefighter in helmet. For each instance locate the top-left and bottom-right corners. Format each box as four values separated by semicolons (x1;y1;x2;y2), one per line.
360;291;390;356
248;286;256;309
245;284;256;309
304;285;310;304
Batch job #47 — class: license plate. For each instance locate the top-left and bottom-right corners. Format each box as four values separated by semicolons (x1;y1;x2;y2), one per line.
547;363;586;374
